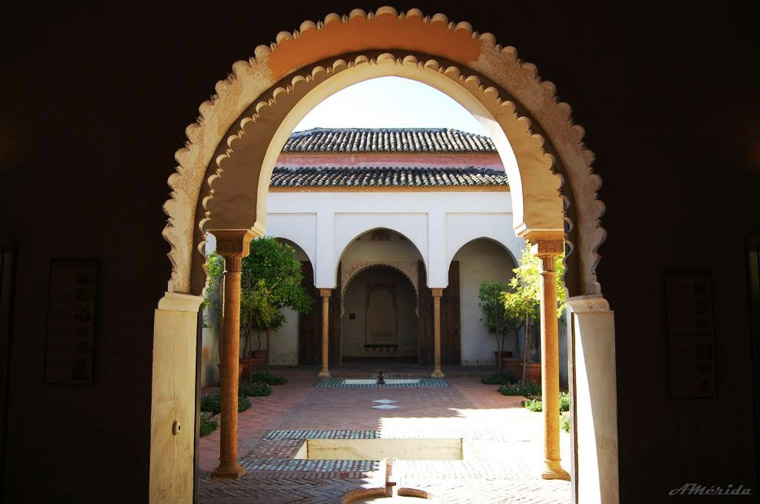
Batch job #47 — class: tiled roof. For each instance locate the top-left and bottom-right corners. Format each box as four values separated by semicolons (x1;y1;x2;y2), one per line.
282;128;496;153
270;166;508;188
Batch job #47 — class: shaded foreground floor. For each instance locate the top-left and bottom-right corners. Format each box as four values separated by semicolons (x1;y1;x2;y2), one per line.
199;371;571;503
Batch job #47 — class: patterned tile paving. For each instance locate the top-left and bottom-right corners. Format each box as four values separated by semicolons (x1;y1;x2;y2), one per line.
199;375;571;504
315;377;449;388
241;458;379;473
263;429;378;440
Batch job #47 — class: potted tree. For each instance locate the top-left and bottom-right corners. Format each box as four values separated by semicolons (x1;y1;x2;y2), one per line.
501;241;567;384
239;237;312;378
478;281;521;375
204;238;313;382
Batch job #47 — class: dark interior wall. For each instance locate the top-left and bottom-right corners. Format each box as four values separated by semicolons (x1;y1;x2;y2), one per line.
0;1;758;502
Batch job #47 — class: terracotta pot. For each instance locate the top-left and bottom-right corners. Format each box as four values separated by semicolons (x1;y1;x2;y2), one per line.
494;350;513;365
521;362;542;384
250;350;267;365
502;357;523;378
238;358;258;380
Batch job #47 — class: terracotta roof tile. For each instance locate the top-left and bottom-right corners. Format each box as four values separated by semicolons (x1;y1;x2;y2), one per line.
270;166;508;188
282;128;496;153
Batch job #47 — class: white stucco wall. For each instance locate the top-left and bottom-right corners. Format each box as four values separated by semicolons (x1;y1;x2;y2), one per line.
266;190;518;288
268;307;299;365
454;238;518;365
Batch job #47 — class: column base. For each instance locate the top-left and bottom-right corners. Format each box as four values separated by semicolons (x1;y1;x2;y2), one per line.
317;370;331;378
431;370;445;378
211;460;246;479
541;459;570;481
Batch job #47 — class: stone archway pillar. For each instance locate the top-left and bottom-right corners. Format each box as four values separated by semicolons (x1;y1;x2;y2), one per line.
533;239;570;481
431;288;445;378
318;288;332;377
209;229;256;479
568;295;619;503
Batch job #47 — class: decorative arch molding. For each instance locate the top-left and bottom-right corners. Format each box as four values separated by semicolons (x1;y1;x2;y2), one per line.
162;6;605;300
340;262;418;318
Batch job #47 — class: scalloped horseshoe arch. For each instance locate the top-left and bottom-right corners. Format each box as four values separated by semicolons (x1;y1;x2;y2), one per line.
154;7;618;503
163;6;605;298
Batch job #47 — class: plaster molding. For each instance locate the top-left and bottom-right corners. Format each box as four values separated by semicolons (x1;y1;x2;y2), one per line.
340;261;418;317
162;6;605;298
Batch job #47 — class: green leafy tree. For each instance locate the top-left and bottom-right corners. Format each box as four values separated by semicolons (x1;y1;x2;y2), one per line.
203;238;313;374
240;237;313;373
202;251;225;329
501;241;566;382
478;281;522;373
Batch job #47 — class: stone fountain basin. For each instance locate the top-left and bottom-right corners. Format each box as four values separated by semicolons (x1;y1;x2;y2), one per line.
294;438;463;461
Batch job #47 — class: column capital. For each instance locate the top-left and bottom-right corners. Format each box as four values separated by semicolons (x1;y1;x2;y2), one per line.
530;239;563;273
430;288;444;298
319;288;332;298
209;229;260;258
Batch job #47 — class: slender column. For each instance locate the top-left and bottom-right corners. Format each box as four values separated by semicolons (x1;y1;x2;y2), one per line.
210;229;255;480
431;288;445;378
318;289;331;377
533;239;570;481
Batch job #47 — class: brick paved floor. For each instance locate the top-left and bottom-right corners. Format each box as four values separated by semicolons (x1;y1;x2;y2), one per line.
199;369;571;503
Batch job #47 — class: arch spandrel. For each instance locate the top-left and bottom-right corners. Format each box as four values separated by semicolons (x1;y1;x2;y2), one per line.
165;7;605;298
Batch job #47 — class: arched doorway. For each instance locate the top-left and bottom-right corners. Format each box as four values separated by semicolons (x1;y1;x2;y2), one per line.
151;8;617;503
338;228;424;364
342;265;418;364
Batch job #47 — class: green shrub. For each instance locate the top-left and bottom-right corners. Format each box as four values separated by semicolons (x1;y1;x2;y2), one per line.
200;394;221;415
559;392;570;412
239;395;251;412
498;380;541;398
240;381;272;397
481;372;517;385
250;372;288;385
524;398;543;412
560;414;570;433
200;393;251;415
200;416;218;437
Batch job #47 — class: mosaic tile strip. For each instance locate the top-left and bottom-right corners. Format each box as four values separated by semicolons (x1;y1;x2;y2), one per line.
241;458;379;473
263;429;379;441
315;378;449;388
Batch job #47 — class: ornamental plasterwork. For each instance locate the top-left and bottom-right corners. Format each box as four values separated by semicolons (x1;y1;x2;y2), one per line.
163;6;605;299
341;261;418;317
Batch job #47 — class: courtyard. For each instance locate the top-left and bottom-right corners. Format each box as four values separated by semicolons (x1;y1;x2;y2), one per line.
198;367;571;503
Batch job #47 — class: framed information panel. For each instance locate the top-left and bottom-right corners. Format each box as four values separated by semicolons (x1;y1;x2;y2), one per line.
44;259;98;384
664;270;717;398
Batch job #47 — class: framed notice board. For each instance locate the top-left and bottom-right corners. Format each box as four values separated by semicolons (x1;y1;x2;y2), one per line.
44;259;98;384
664;270;717;398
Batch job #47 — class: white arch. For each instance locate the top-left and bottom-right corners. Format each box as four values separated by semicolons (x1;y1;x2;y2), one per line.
264;221;316;270
332;223;427;287
449;235;520;271
445;213;524;271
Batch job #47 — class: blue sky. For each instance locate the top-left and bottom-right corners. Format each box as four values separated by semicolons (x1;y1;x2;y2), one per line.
293;76;487;134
